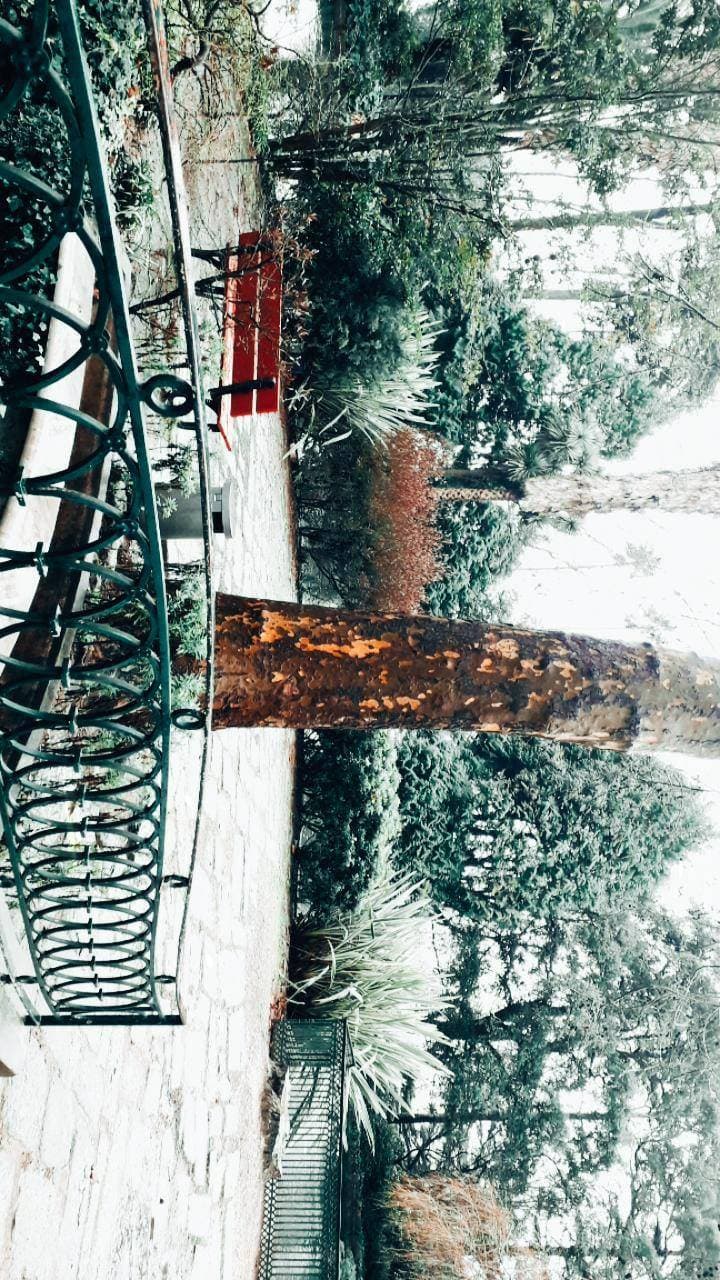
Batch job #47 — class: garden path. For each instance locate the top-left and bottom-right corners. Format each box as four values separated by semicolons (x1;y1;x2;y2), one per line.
0;80;298;1280
0;384;297;1280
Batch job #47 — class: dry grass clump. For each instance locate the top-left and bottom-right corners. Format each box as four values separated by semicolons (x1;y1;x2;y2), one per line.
389;1176;511;1280
369;428;445;611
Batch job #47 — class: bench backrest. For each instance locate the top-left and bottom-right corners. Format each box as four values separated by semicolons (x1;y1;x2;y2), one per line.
224;232;282;418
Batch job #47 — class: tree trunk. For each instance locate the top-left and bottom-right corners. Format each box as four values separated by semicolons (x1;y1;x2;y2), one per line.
509;201;714;233
440;463;720;517
441;468;525;503
532;288;586;302
433;1002;568;1042
389;1109;607;1125
212;596;720;755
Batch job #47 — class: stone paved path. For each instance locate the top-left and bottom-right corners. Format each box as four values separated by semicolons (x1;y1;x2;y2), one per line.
0;23;301;1273
0;351;298;1280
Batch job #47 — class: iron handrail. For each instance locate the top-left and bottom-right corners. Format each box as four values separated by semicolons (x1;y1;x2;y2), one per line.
259;1021;351;1280
0;0;211;1024
139;0;215;1011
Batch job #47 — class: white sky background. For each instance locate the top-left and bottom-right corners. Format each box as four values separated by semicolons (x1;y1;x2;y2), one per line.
500;153;720;911
259;0;319;55
505;408;720;908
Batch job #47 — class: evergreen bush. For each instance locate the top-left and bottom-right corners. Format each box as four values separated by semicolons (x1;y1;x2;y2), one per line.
297;730;401;911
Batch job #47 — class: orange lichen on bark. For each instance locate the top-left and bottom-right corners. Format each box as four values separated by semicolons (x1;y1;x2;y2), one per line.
492;638;521;661
296;636;392;660
259;612;302;644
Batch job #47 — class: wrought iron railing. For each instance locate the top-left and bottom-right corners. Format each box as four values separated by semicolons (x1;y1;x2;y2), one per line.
259;1020;351;1280
0;0;212;1023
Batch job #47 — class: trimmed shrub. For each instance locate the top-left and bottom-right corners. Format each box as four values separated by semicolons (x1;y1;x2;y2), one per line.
424;499;526;619
298;430;445;612
342;1114;405;1280
298;439;526;619
389;1176;511;1280
0;0;149;392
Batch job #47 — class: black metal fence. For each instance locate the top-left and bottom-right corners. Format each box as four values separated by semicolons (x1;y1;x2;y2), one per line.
259;1020;351;1280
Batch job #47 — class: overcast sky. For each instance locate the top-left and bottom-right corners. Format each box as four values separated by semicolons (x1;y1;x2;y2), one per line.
496;146;720;911
506;398;720;910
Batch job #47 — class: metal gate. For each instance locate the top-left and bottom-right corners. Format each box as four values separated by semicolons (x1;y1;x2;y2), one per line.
259;1020;351;1280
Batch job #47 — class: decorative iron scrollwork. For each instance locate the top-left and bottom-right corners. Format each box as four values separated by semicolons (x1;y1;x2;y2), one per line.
0;0;211;1024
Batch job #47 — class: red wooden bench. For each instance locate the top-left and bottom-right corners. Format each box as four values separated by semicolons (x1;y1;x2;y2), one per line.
213;232;282;446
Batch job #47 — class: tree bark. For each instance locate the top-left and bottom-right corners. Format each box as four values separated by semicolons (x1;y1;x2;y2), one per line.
439;464;720;517
389;1110;607;1125
211;595;720;756
509;201;714;233
440;468;525;502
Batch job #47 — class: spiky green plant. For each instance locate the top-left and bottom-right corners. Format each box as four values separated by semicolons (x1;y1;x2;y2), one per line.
503;409;601;483
316;307;442;448
171;670;204;710
289;871;450;1147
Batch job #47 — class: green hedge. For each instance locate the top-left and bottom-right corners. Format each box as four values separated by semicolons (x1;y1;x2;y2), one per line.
296;730;401;912
1;0;151;472
341;1114;404;1280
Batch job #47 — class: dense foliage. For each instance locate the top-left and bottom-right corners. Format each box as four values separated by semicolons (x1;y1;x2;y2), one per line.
367;430;443;610
427;907;720;1280
331;0;420;108
395;732;704;926
271;0;720;218
341;1114;404;1280
0;0;151;489
0;0;149;383
388;1176;512;1280
292;248;664;613
278;0;720;525
296;731;401;911
294;721;710;1276
299;428;446;611
429;276;662;462
424;501;524;619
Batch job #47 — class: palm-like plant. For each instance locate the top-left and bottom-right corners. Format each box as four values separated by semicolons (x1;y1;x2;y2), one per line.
289;871;450;1146
316;306;443;448
503;409;601;484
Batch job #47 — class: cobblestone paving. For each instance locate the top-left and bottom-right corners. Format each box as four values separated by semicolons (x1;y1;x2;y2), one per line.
0;404;298;1278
